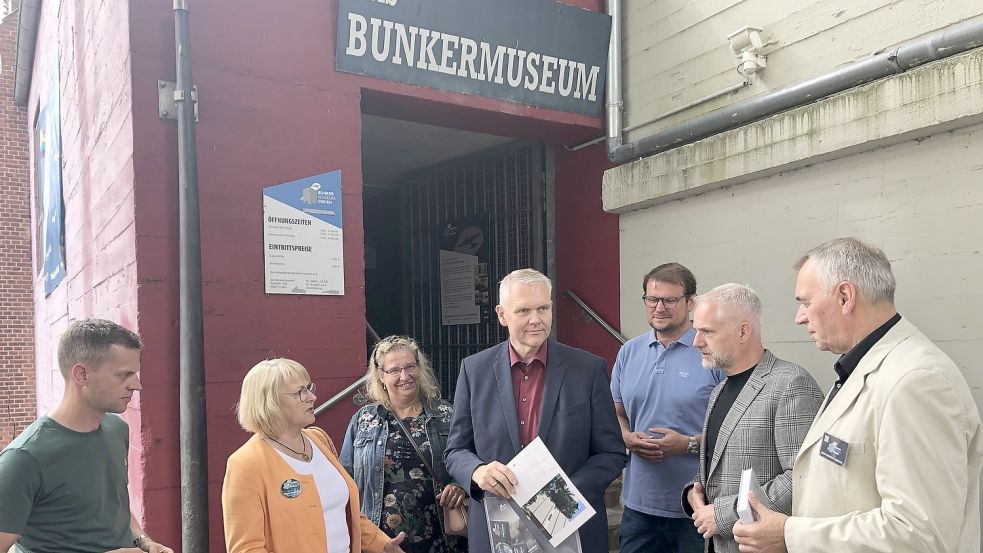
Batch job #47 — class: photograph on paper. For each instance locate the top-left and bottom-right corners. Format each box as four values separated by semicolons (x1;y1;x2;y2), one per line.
484;496;582;553
506;437;595;547
522;475;587;540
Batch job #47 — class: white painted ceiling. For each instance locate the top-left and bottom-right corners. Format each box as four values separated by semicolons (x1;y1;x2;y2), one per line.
360;114;514;190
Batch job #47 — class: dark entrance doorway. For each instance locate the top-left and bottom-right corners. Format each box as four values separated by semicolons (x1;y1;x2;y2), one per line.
362;115;548;398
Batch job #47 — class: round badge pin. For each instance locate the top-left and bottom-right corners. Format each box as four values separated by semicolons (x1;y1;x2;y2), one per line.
281;479;302;498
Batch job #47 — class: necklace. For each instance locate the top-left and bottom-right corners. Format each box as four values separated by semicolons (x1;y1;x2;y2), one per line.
269;434;310;461
393;402;423;420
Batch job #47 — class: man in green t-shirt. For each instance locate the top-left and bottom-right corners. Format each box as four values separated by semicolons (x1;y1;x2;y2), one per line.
0;319;174;553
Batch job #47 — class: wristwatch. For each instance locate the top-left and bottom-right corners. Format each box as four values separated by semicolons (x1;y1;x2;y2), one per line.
133;534;151;551
686;435;699;455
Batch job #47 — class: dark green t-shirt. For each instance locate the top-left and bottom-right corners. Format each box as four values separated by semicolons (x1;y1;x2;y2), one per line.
0;414;132;553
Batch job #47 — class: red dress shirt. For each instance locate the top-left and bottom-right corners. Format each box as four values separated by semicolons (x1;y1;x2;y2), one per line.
509;341;548;448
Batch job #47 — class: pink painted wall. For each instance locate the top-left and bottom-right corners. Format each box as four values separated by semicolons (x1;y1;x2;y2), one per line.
27;0;147;521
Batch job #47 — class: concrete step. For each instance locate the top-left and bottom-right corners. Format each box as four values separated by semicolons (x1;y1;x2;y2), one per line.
607;504;623;553
605;477;623;552
604;476;623;509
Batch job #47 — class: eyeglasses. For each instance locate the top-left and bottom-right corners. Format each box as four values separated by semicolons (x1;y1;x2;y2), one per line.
641;295;689;309
282;381;316;402
381;363;420;376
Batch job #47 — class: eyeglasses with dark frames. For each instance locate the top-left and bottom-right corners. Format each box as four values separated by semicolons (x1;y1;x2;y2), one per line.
281;381;316;402
641;295;689;309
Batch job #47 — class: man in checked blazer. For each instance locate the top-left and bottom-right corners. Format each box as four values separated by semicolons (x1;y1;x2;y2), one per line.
682;283;824;553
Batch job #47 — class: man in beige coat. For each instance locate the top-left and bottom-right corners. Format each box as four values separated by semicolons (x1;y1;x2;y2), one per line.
733;237;983;553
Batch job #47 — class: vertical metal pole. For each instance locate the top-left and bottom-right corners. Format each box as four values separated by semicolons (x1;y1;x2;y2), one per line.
605;0;623;153
173;1;208;551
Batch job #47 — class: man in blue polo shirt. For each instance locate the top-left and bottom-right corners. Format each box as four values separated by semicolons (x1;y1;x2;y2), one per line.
612;263;724;553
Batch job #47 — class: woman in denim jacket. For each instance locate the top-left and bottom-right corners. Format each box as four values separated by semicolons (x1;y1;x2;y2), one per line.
341;336;468;553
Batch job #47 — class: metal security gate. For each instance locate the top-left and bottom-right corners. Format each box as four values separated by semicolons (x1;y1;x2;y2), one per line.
401;144;547;399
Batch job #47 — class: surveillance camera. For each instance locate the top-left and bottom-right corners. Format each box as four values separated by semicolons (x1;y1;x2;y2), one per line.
736;51;766;76
728;26;767;77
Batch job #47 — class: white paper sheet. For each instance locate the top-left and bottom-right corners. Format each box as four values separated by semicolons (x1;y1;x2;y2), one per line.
505;437;596;547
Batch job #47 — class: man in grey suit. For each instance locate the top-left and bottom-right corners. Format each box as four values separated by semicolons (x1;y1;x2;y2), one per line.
683;283;823;553
444;268;627;553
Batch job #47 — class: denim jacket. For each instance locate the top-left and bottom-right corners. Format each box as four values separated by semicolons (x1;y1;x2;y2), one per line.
339;398;460;526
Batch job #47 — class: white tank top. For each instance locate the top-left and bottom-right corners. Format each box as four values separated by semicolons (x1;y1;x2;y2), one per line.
276;437;352;553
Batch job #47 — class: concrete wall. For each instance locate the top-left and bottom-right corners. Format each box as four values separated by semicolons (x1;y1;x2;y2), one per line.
27;0;146;519
0;10;35;448
610;3;983;541
616;119;983;406
612;119;983;537
621;0;983;140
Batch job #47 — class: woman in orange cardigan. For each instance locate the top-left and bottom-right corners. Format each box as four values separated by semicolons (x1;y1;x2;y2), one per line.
222;358;406;553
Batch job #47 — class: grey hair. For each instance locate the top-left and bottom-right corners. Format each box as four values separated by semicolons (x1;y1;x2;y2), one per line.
695;283;762;334
794;237;895;305
499;268;553;306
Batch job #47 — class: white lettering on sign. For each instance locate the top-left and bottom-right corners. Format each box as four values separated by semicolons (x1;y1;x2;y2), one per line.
346;13;367;56
344;13;600;102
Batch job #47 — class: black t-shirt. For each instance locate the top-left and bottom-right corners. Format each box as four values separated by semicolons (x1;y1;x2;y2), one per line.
703;366;755;475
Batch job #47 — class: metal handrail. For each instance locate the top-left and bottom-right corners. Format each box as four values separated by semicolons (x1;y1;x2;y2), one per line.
313;322;382;417
563;290;627;345
313;375;368;417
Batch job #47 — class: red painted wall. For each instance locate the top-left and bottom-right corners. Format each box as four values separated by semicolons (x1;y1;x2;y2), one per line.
553;144;621;368
0;10;36;449
23;0;619;549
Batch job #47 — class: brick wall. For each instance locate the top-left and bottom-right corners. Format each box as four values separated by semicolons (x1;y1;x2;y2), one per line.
0;10;36;448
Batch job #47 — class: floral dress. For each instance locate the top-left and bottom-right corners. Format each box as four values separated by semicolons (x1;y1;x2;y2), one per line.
379;411;465;553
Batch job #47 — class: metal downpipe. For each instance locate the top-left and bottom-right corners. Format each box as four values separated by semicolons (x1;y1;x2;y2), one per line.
173;1;208;551
609;16;983;164
604;0;623;153
14;0;42;105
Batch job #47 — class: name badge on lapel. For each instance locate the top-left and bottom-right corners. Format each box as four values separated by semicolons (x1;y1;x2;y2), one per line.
819;432;849;466
281;478;302;498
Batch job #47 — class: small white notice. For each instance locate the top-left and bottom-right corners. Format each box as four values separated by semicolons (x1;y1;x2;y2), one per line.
736;467;768;524
439;250;480;325
262;170;344;295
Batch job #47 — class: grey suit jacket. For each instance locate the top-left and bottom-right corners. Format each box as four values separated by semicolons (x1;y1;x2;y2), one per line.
682;350;823;553
444;339;627;553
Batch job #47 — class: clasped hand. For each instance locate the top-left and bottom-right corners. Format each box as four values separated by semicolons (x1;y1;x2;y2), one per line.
625;426;688;462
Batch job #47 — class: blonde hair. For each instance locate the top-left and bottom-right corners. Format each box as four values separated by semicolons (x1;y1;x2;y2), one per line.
364;336;441;411
236;358;311;438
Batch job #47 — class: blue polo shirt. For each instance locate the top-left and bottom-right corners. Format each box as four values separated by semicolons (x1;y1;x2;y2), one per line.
611;326;723;517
